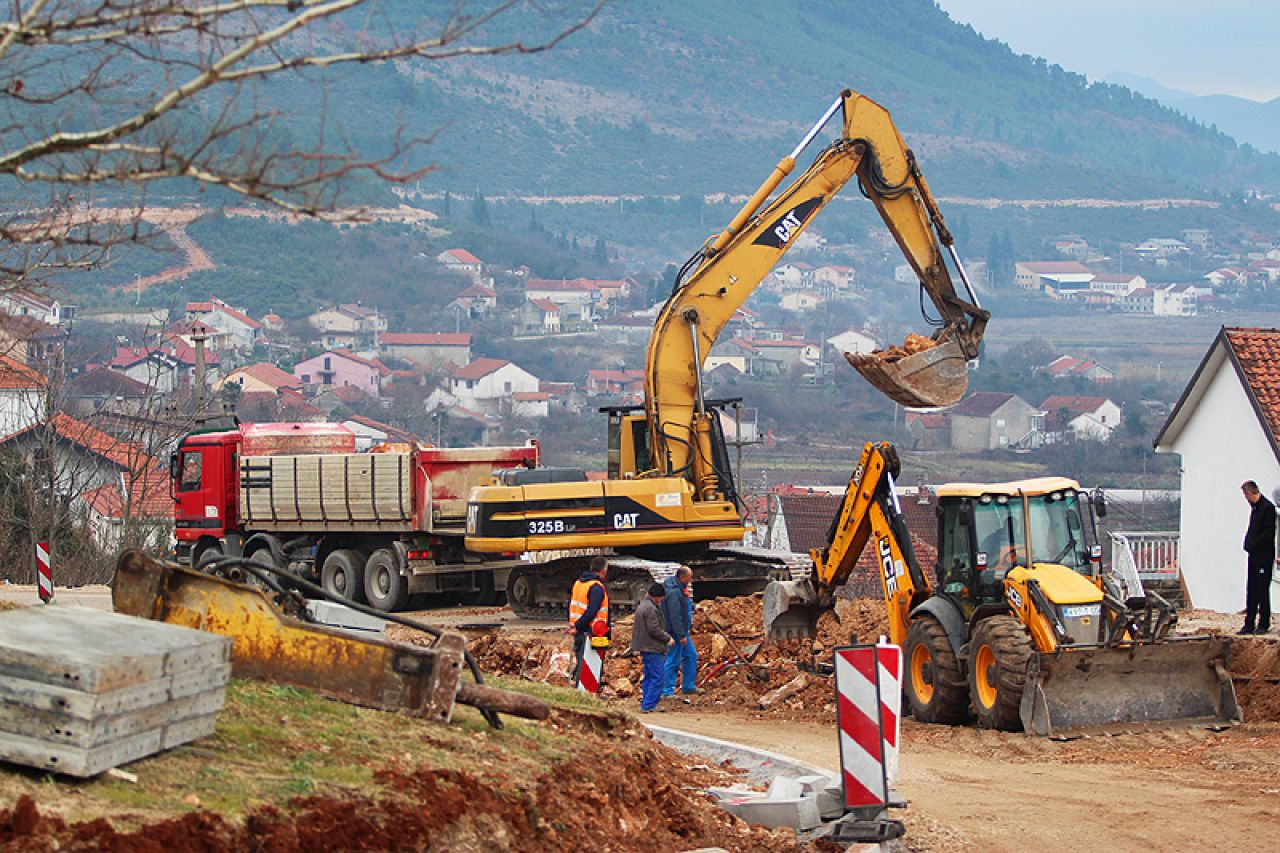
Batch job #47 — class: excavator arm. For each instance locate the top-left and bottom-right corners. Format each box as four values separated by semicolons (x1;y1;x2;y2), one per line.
763;441;931;642
644;90;988;497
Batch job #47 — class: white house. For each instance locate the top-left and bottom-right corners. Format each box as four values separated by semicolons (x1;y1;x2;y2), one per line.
1089;273;1145;296
185;298;262;351
1153;283;1198;317
0;354;45;437
1014;261;1094;292
827;329;878;357
437;248;484;281
1040;395;1122;442
0;291;71;327
449;358;541;416
779;290;825;312
1154;327;1280;613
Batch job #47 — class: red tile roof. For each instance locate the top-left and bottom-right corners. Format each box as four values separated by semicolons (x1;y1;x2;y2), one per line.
0;354;45;390
188;297;261;329
1040;395;1113;415
529;298;560;313
382;332;472;347
1019;261;1092;274
228;362;300;390
0;413;150;472
512;391;549;401
441;248;483;266
1225;328;1280;447
452;357;510;381
456;283;497;299
80;469;172;519
68;367;148;397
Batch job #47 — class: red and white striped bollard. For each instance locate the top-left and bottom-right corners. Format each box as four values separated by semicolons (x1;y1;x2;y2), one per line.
833;640;902;812
36;541;53;604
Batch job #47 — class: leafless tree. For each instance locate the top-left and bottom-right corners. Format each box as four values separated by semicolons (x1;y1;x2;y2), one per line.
1;0;601;292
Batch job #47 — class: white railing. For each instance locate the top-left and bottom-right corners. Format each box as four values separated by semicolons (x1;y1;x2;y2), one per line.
1109;530;1180;585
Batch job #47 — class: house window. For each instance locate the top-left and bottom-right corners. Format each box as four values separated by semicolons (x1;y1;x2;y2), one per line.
504;382;512;393
302;374;311;383
323;357;331;370
996;418;1006;429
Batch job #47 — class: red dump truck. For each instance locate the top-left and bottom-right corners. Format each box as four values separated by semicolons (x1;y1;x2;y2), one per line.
171;422;538;612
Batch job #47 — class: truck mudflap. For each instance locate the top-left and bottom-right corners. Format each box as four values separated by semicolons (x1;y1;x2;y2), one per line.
1020;636;1241;739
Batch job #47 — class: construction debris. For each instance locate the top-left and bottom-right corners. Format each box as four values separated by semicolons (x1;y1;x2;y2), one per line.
0;606;230;777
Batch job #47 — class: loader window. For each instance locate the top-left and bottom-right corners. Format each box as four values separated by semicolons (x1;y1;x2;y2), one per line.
1028;492;1090;573
972;498;1024;571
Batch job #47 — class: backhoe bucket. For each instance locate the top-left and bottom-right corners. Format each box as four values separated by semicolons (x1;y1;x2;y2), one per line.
763;579;821;642
846;338;969;408
1020;637;1240;739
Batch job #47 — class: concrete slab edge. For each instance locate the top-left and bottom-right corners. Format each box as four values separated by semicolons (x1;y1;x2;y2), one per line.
644;723;834;785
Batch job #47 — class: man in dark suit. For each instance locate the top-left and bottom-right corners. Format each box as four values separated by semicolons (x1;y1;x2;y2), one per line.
1241;480;1276;635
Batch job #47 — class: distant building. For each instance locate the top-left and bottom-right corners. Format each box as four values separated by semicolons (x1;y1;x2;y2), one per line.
307;304;386;350
449;283;498;317
448;358;542;417
948;392;1042;451
436;248;484;281
293;349;388;398
779;290;825;312
185;298;261;351
379;332;472;370
1014;261;1094;292
0;354;46;436
216;362;302;395
1040;395;1122;443
1043;355;1115;384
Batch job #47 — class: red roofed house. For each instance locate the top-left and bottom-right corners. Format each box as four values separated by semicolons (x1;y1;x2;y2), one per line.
586;369;644;395
1040;395;1122;443
0;313;69;366
1155;327;1280;612
948;392;1043;451
186;297;262;351
436;248;484;281
108;342;221;393
449;283;498;317
0;354;45;436
294;349;388;398
516;299;563;335
1044;355;1116;384
308;304;387;350
1014;261;1094;292
523;279;599;327
78;468;173;551
0;412;155;493
448;358;541;417
379;332;472;370
216;362;302;395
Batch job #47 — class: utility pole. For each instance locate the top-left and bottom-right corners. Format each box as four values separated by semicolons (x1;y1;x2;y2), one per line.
191;323;209;424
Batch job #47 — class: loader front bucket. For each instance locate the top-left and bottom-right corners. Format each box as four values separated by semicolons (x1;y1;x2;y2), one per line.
1020;637;1240;739
845;337;970;409
763;579;821;642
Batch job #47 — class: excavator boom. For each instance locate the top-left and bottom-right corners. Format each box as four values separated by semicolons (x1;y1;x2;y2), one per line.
645;90;988;489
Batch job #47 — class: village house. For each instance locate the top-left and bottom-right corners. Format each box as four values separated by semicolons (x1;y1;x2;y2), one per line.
1115;287;1155;314
948;391;1043;451
1051;235;1090;260
294;349;388;398
446;358;542;417
586;369;644;396
1180;228;1213;251
379;332;472;370
0;291;72;327
107;342;221;393
1040;395;1122;443
77;468;173;553
1043;355;1115;384
0;412;156;493
773;262;816;290
216;362;302;395
449;283;498;317
185;298;262;352
523;279;597;327
436;248;484;281
1013;261;1094;292
1153;283;1198;317
0;354;45;437
1089;273;1145;296
827;329;878;358
813;264;856;294
307;303;387;350
1134;238;1190;260
740;337;818;373
65;368;153;419
515;299;563;336
1154;327;1280;612
779;290;826;312
340;415;416;451
0;313;68;366
1203;267;1247;292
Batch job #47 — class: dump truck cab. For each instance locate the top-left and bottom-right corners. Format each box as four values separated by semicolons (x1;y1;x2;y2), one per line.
171;428;242;566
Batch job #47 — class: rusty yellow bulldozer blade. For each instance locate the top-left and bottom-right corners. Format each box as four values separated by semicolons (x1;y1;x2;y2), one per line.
1020;637;1240;739
846;337;969;408
763;578;821;643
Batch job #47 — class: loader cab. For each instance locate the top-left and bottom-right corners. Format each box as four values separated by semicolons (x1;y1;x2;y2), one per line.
935;478;1096;619
604;407;651;479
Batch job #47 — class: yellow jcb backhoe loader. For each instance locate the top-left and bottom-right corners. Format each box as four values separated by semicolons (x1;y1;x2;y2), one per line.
764;442;1240;737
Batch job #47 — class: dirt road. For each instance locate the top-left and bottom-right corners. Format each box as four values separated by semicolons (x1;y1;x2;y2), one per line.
658;708;1280;851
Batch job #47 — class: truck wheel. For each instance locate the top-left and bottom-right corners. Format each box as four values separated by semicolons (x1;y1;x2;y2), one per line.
506;569;535;617
193;542;223;571
904;616;969;725
460;572;498;606
321;549;366;605
969;614;1033;731
363;549;409;613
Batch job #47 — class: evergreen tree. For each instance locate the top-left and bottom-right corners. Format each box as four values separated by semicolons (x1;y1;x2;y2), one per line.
442;191;452;217
593;236;608;265
470;190;490;227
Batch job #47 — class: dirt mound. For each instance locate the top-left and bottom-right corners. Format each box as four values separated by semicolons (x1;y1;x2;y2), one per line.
1229;635;1280;722
0;745;798;852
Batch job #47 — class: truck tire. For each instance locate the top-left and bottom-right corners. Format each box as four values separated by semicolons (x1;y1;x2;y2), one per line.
321;549;366;605
193;542;223;571
968;614;1033;731
363;549;409;613
904;615;969;725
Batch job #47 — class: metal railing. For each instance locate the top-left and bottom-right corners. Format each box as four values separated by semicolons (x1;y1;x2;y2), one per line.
1109;530;1180;584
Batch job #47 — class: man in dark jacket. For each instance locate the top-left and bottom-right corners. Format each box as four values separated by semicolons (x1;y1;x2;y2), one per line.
660;567;697;698
1241;480;1276;635
630;583;673;712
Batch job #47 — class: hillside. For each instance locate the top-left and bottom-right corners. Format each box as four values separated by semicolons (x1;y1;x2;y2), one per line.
286;0;1280;201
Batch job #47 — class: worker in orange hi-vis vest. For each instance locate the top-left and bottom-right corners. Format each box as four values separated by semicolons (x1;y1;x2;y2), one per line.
568;556;611;688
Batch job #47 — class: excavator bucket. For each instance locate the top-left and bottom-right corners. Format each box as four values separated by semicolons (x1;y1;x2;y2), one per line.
1020;637;1240;739
846;337;970;409
763;579;822;642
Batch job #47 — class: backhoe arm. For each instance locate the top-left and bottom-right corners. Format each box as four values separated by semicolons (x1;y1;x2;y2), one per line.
644;90;988;495
765;441;931;643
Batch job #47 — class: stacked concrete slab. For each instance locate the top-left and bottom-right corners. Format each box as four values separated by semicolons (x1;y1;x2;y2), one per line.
0;606;231;777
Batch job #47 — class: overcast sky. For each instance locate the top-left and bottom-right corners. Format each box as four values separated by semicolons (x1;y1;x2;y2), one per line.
934;1;1279;102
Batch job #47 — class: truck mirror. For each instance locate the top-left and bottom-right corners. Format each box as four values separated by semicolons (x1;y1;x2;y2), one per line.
169;453;179;480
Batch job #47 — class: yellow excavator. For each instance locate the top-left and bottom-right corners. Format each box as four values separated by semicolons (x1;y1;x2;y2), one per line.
465;90;988;615
764;442;1240;737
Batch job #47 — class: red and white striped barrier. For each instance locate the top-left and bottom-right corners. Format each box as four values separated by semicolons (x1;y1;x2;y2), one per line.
833;641;902;811
36;541;52;604
577;642;603;694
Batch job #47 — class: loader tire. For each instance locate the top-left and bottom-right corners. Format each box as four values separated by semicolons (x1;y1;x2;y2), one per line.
969;614;1033;731
904;616;969;725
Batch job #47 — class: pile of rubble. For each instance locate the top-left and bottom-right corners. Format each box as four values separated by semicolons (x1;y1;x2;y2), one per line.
466;594;889;723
